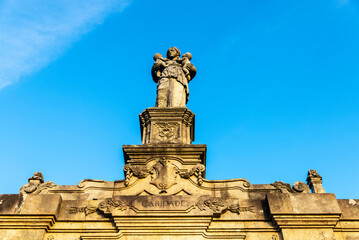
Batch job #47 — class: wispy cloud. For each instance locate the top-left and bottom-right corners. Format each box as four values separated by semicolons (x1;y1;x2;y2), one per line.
0;0;131;90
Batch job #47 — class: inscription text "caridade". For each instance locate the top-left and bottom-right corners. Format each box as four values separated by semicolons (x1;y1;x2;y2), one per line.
142;200;186;208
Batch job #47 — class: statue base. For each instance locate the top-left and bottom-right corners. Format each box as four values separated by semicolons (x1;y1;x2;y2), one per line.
140;107;195;144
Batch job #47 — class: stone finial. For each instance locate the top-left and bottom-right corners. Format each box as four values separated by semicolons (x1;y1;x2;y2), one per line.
306;169;326;193
20;172;56;194
151;47;197;107
28;172;44;183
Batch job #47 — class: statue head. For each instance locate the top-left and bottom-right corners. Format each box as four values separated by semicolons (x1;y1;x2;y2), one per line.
153;53;163;61
166;47;181;59
182;52;192;60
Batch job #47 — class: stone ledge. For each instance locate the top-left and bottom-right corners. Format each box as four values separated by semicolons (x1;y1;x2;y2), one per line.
123;144;207;166
0;215;55;229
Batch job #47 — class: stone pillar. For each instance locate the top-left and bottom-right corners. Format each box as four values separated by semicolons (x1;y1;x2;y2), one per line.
267;193;341;240
140;107;194;144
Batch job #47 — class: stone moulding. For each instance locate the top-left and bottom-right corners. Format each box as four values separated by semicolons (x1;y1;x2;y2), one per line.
188;178;251;192
79;226;247;240
122;144;207;170
0;215;56;229
77;179;108;188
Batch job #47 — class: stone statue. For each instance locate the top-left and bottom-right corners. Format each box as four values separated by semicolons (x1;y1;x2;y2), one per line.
151;47;196;107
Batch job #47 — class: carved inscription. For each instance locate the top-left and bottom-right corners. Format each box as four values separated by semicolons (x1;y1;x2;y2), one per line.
97;196;255;217
141;200;187;208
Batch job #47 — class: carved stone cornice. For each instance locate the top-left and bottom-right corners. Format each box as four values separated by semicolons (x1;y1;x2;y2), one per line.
123;144;207;166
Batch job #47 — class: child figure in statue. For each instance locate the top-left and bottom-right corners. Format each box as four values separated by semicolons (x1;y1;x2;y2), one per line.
178;52;193;80
152;53;168;79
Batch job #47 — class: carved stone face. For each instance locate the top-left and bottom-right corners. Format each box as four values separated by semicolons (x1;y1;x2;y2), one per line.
167;47;180;59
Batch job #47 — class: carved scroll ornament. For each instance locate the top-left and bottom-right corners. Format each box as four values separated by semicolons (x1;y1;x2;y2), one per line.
98;198;128;214
123;159;205;192
271;181;310;193
196;197;255;216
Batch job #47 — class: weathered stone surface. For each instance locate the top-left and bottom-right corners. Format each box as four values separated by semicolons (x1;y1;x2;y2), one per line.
20;194;62;215
267;193;341;215
0;194;23;214
338;199;359;220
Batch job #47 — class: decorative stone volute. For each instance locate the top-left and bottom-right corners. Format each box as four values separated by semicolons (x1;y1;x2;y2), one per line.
140;107;194;144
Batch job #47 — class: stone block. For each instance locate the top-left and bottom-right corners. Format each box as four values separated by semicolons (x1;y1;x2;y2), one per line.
267;193;341;215
21;194;62;216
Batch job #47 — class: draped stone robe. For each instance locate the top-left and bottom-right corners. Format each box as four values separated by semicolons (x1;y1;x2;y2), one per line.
154;59;189;108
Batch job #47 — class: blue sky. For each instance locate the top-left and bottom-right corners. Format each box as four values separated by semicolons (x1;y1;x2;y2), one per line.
0;0;358;199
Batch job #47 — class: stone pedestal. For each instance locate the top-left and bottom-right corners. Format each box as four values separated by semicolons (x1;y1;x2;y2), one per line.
140;108;194;144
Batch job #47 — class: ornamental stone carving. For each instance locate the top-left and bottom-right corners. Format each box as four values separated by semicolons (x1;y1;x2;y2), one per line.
196;197;255;216
123;159;206;191
98;198;128;214
68;206;97;215
149;158;179;193
154;122;180;141
20;172;56;194
179;164;205;186
271;181;310;193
